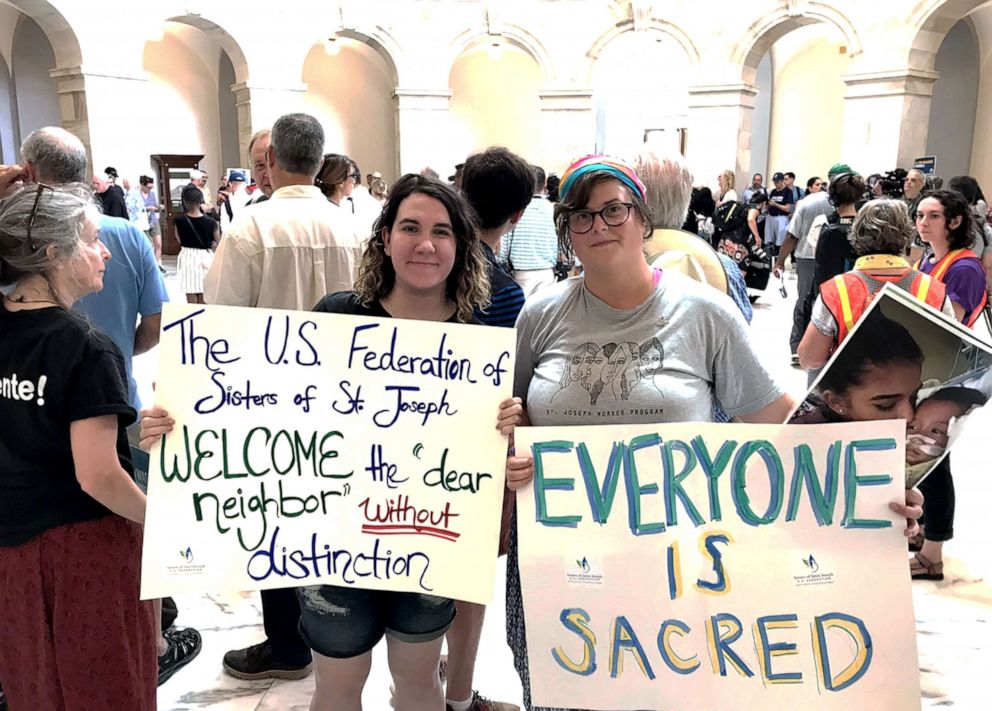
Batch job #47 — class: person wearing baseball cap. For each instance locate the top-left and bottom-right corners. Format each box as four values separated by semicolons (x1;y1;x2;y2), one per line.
774;162;857;367
219;169;250;233
765;172;794;257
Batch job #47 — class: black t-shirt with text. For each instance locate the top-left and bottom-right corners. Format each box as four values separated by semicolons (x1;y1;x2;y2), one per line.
768;188;794;215
0;304;136;546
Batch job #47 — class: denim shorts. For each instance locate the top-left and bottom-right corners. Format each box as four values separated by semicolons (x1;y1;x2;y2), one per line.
296;585;455;658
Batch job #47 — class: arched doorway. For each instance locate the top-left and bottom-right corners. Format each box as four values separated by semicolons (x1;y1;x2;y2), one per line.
301;35;399;181
729;5;859;189
590;30;691;161
10;14;61;148
756;23;848;184
447;38;543;173
0;52;15;162
143;19;247;187
908;0;992;187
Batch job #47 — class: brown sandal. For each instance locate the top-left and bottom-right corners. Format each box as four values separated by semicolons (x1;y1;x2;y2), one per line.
908;530;925;553
910;553;944;581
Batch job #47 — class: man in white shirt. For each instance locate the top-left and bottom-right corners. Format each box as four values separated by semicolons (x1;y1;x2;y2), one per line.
203;114;363;681
204;113;362;310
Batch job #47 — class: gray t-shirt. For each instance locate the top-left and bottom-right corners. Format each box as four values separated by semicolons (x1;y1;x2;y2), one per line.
788;191;833;259
513;272;784;425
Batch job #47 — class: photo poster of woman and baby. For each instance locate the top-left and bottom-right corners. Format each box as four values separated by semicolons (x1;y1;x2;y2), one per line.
788;283;992;488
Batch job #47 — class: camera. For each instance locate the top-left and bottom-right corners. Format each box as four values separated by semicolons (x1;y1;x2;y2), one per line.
866;169;908;199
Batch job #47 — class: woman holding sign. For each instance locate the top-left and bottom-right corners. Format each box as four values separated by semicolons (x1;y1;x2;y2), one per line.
0;184;156;709
141;173;525;711
501;155;923;711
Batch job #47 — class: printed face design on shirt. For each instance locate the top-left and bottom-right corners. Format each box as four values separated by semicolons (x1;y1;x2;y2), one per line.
562;343;596;384
383;193;457;298
554;337;665;405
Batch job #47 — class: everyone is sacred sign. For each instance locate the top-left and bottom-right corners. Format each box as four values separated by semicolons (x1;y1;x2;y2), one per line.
515;420;920;710
141;303;514;604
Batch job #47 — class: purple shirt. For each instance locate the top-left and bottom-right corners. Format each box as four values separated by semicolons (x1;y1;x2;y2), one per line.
919;254;986;321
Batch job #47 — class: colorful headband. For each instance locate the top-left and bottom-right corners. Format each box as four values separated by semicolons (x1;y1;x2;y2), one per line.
559;155;647;203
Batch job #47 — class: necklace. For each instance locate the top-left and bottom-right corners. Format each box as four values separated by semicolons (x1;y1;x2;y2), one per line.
4;293;59;306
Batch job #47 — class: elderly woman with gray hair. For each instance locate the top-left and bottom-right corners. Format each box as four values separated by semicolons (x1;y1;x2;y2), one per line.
0;183;156;708
797;198;955;370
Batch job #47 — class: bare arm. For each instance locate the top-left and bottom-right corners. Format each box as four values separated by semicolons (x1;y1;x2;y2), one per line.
747;209;760;243
737;393;797;424
773;234;799;275
797;323;833;370
71;416;146;524
134;312;161;356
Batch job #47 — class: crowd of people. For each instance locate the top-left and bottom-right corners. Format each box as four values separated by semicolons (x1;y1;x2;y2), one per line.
5;106;986;710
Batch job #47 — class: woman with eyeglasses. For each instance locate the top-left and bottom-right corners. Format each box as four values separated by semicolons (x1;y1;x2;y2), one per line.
0;184;156;709
501;155;923;710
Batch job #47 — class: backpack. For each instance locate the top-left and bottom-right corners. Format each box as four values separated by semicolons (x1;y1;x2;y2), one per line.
712;200;749;235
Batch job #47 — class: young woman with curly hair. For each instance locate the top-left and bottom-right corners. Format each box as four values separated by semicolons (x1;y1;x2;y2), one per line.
140;173;524;711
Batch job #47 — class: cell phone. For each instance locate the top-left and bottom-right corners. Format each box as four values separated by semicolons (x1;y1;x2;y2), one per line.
778;273;788;298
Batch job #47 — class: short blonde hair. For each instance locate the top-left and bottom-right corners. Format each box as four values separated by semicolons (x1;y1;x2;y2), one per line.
719;170;735;191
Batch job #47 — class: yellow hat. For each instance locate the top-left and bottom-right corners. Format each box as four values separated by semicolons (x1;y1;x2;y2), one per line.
644;228;730;296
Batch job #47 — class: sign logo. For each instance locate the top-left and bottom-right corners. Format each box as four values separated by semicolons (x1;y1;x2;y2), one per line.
166;545;205;577
565;554;604;586
793;552;834;587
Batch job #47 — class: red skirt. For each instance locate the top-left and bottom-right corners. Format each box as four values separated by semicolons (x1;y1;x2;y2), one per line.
0;515;157;710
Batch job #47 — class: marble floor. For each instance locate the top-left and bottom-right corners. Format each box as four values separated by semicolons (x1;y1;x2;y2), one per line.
136;259;992;710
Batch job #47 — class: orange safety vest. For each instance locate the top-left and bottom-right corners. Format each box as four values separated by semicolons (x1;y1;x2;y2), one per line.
914;248;989;328
820;258;947;344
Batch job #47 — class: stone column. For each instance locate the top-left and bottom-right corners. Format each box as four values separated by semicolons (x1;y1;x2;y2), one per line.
686;82;758;188
840;69;939;172
48;66;92;165
393;89;452;176
538;89;595;172
231;81;308;163
52;66;152;176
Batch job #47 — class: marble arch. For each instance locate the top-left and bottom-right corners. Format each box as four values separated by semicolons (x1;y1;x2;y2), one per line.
331;27;404;87
906;0;988;70
2;0;82;69
730;1;862;83
446;23;555;86
164;13;250;84
581;18;700;84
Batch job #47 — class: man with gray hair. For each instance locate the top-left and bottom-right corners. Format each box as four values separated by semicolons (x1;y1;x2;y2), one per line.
204;112;361;309
204;113;362;681
19;126;90;185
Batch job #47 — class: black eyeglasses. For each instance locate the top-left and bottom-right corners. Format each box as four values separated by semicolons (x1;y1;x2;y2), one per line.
26;183;55;244
567;202;633;234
